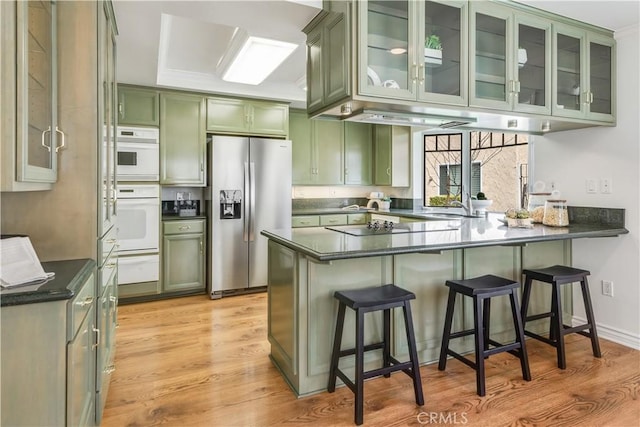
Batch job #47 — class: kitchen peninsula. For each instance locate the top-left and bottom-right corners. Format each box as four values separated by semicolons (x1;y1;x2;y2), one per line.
262;210;627;396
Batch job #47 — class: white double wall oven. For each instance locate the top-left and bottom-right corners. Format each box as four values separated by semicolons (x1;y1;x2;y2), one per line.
116;127;160;296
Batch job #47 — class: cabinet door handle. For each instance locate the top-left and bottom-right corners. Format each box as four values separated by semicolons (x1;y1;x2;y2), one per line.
118;102;124;118
93;326;100;349
77;296;94;307
106;238;117;244
104;365;116;374
412;63;418;84
418;63;425;84
178;225;191;231
200;239;203;254
589;92;594;104
515;81;521;93
386;167;391;176
55;127;66;152
106;262;116;269
41;126;52;152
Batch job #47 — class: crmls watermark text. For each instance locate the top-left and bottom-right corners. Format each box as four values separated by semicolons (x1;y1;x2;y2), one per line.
417;412;469;425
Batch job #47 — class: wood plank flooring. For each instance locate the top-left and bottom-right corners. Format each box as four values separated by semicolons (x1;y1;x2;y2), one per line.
102;293;640;426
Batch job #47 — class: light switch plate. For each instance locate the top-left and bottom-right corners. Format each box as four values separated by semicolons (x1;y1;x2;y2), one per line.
586;179;597;194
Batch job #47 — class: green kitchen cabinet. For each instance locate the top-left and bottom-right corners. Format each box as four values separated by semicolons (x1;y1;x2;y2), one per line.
358;0;468;106
160;93;206;185
290;111;344;185
290;110;314;184
470;2;552;114
290;111;370;186
162;219;206;293
206;97;288;137
292;215;320;228
304;6;351;115
373;125;411;187
117;86;159;126
553;23;615;122
344;122;373;185
1;265;96;427
1;0;59;190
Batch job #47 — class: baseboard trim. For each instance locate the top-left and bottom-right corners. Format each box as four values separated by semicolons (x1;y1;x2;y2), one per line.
572;315;640;350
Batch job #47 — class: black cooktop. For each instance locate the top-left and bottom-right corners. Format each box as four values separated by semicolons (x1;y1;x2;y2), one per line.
325;220;460;236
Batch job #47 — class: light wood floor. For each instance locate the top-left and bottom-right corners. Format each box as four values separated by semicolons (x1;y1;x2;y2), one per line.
102;293;640;427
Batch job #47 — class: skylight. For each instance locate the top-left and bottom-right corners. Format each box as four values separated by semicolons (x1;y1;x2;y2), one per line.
221;36;298;85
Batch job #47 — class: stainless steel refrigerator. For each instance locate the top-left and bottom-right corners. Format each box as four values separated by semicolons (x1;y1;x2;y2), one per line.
207;135;291;299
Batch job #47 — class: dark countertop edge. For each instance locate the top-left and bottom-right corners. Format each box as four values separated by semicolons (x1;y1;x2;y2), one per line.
261;228;629;262
0;258;96;307
293;207;626;228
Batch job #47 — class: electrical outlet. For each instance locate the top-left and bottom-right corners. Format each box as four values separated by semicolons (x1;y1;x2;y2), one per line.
586;179;597;194
601;178;612;194
602;280;614;297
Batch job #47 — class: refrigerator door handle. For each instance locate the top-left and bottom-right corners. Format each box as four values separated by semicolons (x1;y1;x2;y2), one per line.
243;161;249;242
249;162;256;241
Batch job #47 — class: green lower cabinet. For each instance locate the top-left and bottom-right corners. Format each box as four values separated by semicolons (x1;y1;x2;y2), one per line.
160;93;206;185
162;220;206;293
347;213;368;224
266;239;572;397
117;86;159;126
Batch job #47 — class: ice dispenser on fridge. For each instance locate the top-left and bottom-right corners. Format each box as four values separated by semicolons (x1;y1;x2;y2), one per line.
220;190;242;219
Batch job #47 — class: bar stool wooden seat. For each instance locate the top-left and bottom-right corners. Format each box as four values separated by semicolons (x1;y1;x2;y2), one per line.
521;265;601;369
438;275;531;396
327;284;424;425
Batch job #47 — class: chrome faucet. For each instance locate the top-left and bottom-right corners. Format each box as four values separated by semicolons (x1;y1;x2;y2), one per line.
448;191;473;216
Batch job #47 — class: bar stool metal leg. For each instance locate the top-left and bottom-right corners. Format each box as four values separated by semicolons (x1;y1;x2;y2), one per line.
580;277;602;358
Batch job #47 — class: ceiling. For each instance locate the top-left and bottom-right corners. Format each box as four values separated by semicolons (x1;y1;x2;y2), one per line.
113;1;640;110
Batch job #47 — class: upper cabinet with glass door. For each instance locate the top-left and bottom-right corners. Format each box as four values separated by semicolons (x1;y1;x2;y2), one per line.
358;0;467;106
470;2;551;114
3;0;62;190
553;23;615;122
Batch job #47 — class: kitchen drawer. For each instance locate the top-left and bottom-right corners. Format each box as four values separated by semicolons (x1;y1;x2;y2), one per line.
292;215;320;228
67;272;96;341
347;213;368;225
163;219;205;235
98;226;117;269
100;251;117;295
320;214;348;226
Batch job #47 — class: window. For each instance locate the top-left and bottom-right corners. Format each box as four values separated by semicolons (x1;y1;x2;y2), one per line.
424;132;529;211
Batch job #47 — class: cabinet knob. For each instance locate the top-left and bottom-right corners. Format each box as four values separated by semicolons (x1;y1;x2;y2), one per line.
77;296;94;307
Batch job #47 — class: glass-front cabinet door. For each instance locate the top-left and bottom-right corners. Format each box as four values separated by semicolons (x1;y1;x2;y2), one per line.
469;3;511;110
553;24;585;118
553;24;614;122
359;0;416;100
587;33;615;122
16;0;58;183
419;0;467;105
514;15;551;114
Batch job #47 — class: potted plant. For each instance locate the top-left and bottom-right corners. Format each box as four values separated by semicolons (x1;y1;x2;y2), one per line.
471;191;493;214
424;34;442;66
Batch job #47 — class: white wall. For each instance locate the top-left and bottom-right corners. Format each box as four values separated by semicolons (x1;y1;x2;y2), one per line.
532;25;640;348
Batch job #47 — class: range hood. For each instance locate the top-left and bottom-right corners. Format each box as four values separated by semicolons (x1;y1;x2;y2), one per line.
341;109;475;129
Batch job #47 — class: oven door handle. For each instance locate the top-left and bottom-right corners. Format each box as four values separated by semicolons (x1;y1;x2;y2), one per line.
117;142;158;150
117;199;160;206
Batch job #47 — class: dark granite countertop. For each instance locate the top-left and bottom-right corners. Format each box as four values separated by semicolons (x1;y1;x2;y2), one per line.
263;212;628;261
0;258;95;307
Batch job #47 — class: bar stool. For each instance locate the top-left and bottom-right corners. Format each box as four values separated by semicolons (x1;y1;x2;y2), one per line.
521;265;601;369
327;284;424;425
438;275;531;397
